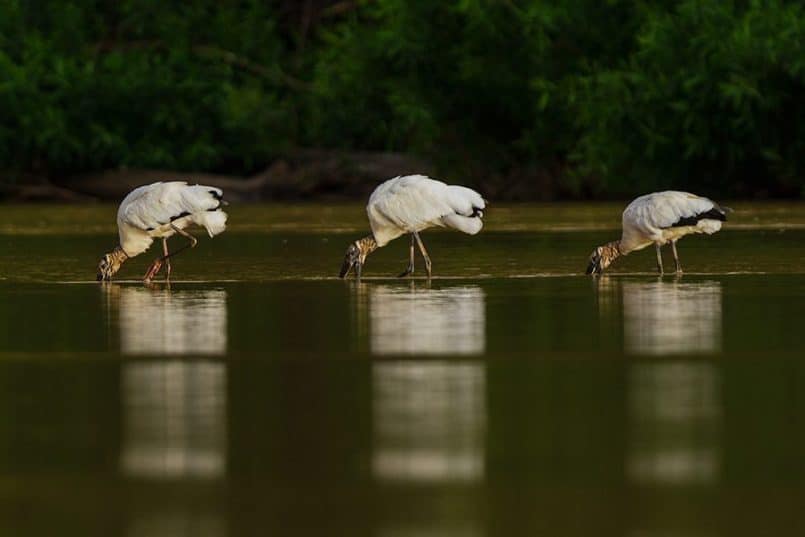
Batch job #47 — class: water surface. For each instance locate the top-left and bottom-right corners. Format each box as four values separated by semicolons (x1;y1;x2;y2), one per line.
2;204;805;536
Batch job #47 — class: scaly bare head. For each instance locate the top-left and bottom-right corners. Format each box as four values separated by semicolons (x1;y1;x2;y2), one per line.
97;246;128;281
339;235;378;279
586;241;622;275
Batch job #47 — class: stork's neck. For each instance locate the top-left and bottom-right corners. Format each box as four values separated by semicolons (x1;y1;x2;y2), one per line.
356;234;378;257
112;245;130;262
601;240;623;263
99;245;130;280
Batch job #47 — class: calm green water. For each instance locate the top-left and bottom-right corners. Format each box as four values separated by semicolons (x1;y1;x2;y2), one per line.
2;204;805;536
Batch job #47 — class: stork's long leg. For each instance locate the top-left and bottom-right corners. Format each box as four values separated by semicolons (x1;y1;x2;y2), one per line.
398;234;416;278
144;226;197;283
143;240;167;282
159;226;197;270
671;240;682;274
162;238;172;281
143;260;162;282
413;231;432;277
165;224;198;256
655;243;664;275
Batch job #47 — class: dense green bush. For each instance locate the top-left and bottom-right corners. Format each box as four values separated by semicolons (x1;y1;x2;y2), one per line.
0;0;295;176
574;0;805;197
0;0;803;198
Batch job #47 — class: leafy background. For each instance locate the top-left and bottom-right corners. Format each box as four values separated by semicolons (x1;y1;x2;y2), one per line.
0;0;802;198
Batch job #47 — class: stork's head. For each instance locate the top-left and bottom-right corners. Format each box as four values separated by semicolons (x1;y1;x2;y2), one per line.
586;241;621;275
97;247;128;281
339;235;378;279
339;242;364;279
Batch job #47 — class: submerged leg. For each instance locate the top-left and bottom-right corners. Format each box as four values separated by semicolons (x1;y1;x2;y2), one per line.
413;231;432;277
671;240;682;274
655;243;664;275
398;234;416;277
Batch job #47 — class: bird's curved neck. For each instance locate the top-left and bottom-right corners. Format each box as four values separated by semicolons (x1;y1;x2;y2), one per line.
601;240;623;261
356;234;378;256
112;245;130;262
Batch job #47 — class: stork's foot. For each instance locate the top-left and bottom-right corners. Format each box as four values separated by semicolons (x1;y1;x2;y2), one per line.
143;259;163;282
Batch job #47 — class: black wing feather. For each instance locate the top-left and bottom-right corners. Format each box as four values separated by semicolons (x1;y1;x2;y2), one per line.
671;207;727;228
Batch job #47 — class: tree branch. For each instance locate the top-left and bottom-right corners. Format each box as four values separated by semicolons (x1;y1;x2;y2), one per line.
320;0;373;19
92;40;309;91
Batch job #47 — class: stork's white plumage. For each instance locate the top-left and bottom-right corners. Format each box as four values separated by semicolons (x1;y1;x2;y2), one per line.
587;191;728;275
340;175;486;278
97;181;228;282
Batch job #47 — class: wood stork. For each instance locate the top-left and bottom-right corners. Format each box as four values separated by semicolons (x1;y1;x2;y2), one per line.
586;191;728;275
97;181;228;282
339;175;486;279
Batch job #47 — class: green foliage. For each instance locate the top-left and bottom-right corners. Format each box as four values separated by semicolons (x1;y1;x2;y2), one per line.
0;0;294;176
0;0;803;197
307;0;641;185
574;0;805;197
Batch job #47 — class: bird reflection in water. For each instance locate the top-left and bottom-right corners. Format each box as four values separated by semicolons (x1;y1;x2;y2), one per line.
628;361;721;487
366;284;486;356
121;360;227;480
102;285;229;536
365;284;487;534
597;278;723;496
105;285;228;355
103;285;228;479
365;285;487;471
621;280;722;355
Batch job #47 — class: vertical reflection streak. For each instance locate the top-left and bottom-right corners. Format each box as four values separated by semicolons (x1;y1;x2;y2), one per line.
365;284;487;535
110;286;228;479
598;279;724;490
115;287;228;355
104;285;229;536
121;361;227;480
622;280;722;355
372;362;486;483
628;362;721;486
368;285;485;356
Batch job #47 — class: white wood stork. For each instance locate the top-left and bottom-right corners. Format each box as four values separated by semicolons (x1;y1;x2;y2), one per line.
586;191;729;275
97;181;228;282
340;175;486;279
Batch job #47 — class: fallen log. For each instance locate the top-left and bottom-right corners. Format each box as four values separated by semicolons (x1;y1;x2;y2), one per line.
0;183;97;203
52;150;435;202
59;169;271;202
